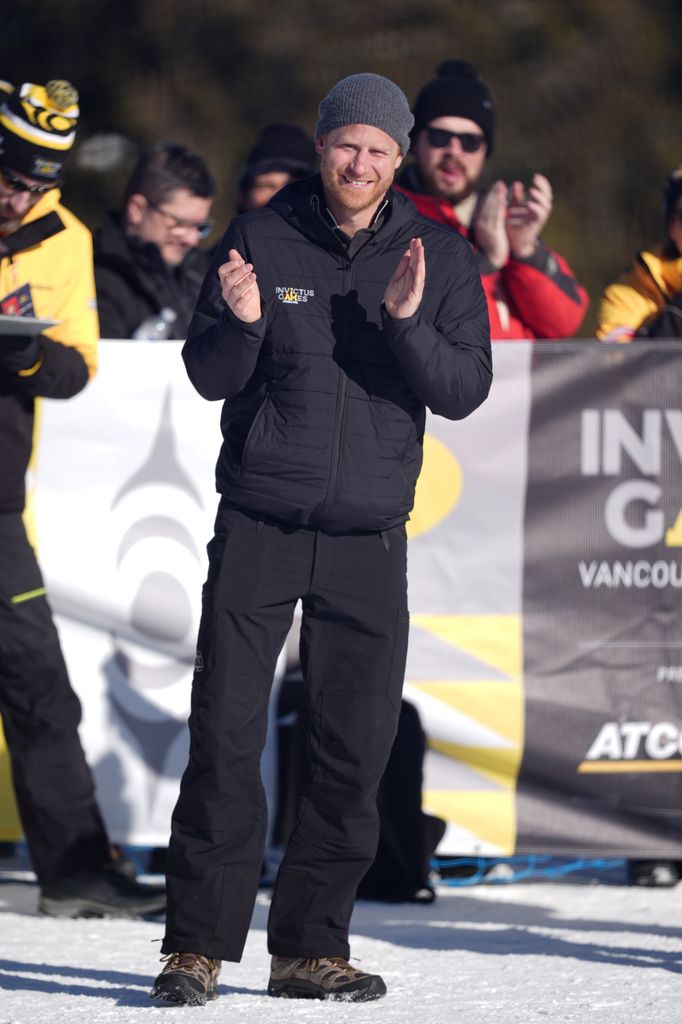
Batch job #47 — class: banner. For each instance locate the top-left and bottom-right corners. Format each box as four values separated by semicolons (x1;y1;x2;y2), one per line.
1;341;681;858
0;343;285;845
518;342;682;856
404;342;531;855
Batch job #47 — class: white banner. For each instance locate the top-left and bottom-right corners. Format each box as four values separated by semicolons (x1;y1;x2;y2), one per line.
2;341;530;851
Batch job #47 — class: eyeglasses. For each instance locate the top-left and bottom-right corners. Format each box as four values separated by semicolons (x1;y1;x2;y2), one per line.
146;199;215;239
425;128;486;153
0;167;58;195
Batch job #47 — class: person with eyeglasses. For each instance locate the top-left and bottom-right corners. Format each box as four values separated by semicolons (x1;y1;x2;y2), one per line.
596;166;682;343
396;60;589;340
93;142;215;340
0;78;167;918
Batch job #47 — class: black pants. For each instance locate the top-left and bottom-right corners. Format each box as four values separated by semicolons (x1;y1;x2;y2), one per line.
0;514;110;886
162;505;409;962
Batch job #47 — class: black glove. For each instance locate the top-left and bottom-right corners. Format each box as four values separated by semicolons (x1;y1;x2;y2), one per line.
0;333;42;374
643;291;682;339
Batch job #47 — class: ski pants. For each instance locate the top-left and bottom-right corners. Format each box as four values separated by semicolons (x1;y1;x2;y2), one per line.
0;513;110;886
162;504;409;962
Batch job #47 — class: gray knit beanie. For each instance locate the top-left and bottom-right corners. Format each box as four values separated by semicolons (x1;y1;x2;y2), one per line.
316;73;414;155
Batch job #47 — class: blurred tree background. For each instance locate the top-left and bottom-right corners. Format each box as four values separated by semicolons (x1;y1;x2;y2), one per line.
4;0;681;334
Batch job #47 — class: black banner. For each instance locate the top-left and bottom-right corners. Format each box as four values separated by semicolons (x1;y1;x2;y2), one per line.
518;342;682;856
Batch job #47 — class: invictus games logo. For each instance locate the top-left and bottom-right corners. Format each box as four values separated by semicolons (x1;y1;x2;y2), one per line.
276;285;315;304
578;409;682;589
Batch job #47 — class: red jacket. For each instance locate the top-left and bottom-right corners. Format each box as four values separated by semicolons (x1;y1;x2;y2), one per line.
395;173;588;340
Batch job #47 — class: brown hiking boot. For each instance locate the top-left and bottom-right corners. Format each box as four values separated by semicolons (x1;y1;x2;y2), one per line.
150;951;221;1005
268;955;387;1001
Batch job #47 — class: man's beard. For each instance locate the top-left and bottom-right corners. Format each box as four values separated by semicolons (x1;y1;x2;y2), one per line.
322;168;393;216
427;159;474;202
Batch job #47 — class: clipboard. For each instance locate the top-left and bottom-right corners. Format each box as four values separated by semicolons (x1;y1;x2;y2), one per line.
0;313;58;336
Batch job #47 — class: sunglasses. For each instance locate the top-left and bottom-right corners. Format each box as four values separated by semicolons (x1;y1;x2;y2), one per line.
425;128;486;153
147;199;215;240
0;167;58;195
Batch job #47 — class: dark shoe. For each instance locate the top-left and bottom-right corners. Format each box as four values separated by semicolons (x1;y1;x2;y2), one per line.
38;866;166;918
150;952;221;1005
628;859;679;888
268;955;386;1001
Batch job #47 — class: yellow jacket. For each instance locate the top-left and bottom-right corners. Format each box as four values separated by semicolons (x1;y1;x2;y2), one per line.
0;188;98;374
0;190;99;515
596;246;682;341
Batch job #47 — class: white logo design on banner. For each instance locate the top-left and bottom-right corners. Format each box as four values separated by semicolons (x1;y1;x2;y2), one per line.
103;386;204;818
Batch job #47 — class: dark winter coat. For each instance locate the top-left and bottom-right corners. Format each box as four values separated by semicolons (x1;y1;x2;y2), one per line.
183;177;492;533
93;212;212;339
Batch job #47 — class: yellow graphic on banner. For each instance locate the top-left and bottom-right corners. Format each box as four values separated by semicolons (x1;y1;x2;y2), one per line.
407;435;462;539
579;760;682;773
408;614;524;855
406;440;525;851
412;614;522;679
665;508;682;546
424;792;516;853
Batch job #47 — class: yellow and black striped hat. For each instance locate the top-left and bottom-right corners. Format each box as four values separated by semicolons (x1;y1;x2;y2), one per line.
0;79;79;182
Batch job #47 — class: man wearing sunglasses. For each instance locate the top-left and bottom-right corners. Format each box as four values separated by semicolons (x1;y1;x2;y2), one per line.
396;60;588;340
94;143;215;339
0;79;166;918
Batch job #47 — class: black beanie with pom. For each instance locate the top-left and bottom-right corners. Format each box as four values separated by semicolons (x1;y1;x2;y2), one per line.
411;60;495;155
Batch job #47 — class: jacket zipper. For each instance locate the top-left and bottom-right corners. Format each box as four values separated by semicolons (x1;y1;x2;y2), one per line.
311;256;353;527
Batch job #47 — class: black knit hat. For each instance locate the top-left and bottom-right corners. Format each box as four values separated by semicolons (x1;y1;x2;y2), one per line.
0;79;79;181
412;60;495;155
242;123;317;181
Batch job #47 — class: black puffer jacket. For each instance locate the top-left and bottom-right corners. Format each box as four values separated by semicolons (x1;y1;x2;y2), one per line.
94;212;212;339
183;178;492;533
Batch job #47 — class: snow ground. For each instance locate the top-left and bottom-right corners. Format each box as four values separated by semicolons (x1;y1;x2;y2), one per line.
1;861;681;1024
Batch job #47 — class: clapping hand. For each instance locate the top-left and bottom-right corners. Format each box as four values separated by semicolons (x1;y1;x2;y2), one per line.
218;248;261;324
506;173;553;259
384;238;425;319
472;180;509;269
